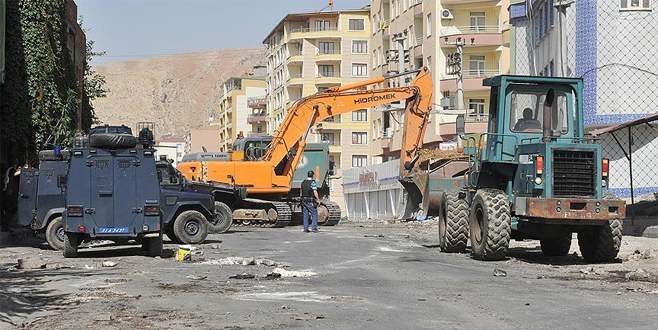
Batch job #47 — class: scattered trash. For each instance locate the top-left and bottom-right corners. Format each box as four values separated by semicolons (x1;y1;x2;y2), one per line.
493;267;507;277
16;258;46;270
417;298;427;302
625;268;650;281
281;305;289;310
525;303;531;306
186;275;208;281
45;262;65;270
176;245;196;262
210;243;221;249
364;234;385;238
263;272;282;280
84;264;94;270
201;256;285;267
316;315;325;319
579;267;595;275
268;267;317;278
95;313;112;321
229;273;256;279
101;261;118;268
626;249;654;261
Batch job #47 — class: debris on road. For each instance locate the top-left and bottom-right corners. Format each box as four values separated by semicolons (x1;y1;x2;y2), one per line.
229;273;256;279
16;257;47;270
101;261;118;268
269;267;317;278
364;234;385;238
176;245;196;262
186;274;208;281
201;256;287;267
493;267;507;277
210;243;221;249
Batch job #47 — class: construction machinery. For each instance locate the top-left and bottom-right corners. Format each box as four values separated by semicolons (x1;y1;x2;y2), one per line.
178;67;434;227
424;75;625;262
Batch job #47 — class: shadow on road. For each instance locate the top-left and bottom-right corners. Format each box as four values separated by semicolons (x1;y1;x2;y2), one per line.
0;267;112;326
507;246;622;266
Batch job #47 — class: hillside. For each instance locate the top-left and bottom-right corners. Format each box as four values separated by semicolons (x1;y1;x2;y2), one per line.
93;48;265;137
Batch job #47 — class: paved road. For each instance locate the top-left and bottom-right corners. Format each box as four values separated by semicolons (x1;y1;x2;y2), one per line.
1;223;657;329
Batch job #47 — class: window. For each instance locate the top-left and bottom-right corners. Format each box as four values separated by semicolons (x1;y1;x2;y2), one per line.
373;49;379;67
318;65;335;77
352;63;368;77
548;0;555;27
352;132;368;144
468;99;486;116
320;132;337;145
315;20;332;31
349;19;365;31
318;41;337;54
621;0;652;10
468;55;486;76
509;89;570;134
352;155;368;167
427;13;432;36
470;12;486;32
352;40;368;54
352;110;368;122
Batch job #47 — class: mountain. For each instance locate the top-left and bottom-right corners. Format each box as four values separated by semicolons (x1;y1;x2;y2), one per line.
93;48;265;138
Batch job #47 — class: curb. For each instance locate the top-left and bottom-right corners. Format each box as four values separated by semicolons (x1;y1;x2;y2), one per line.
642;226;658;238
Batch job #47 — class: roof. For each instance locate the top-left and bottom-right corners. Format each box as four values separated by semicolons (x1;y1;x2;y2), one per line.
589;112;658;137
483;75;583;87
159;135;185;143
262;8;370;44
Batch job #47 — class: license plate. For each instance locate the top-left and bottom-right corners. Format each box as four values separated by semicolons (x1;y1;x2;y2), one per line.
97;227;129;234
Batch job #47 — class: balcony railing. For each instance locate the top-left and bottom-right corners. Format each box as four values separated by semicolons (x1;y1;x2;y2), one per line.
247;114;268;124
415;35;424;46
317;49;341;55
440;25;501;36
290;26;338;33
247;97;266;109
466;113;488;123
317;72;340;78
461;69;500;79
288;72;303;79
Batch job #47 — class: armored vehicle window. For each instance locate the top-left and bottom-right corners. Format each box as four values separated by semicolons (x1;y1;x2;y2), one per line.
509;89;568;134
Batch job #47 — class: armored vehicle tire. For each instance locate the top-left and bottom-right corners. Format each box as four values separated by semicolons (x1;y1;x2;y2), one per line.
469;189;511;261
210;202;233;234
63;233;79;258
577;219;622;263
173;210;209;244
45;217;65;251
438;192;469;253
540;232;572;256
88;133;138;149
143;234;163;257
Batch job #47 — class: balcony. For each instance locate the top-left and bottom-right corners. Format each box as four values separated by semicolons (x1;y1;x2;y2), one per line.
440;70;500;92
315;49;342;62
315;72;341;84
289;26;339;40
247;97;266;109
247;114;268;124
287;72;304;85
439;26;503;48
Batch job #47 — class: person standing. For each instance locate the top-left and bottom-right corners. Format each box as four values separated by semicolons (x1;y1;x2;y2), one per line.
300;170;319;233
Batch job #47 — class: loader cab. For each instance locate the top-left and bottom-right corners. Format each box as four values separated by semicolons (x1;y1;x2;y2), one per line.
481;75;584;163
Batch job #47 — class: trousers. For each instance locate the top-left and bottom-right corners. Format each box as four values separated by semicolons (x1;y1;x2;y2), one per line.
301;199;318;231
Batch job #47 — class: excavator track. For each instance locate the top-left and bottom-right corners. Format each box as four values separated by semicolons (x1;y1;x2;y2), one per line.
321;201;342;226
233;199;291;228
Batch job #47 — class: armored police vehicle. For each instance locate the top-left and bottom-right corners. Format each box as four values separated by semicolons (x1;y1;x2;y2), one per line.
63;125;162;257
16;150;70;250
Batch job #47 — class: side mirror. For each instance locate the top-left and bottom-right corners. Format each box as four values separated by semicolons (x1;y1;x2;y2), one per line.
456;114;466;136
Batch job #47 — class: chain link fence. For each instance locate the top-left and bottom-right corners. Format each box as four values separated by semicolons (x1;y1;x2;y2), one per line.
511;0;658;222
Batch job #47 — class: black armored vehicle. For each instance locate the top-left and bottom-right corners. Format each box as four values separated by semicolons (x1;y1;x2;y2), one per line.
63;125;162;257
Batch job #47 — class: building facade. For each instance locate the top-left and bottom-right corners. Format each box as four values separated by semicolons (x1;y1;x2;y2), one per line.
185;128;221;154
263;9;372;171
368;0;510;163
64;0;87;131
509;0;658;199
214;71;267;151
155;136;186;166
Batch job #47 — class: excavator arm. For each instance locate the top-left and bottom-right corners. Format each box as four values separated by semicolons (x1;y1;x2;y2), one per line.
178;67;433;195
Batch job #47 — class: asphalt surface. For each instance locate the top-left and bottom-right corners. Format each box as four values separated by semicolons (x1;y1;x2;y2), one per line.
1;222;657;329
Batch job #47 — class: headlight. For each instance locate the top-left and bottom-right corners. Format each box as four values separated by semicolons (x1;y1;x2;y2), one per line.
534;177;543;185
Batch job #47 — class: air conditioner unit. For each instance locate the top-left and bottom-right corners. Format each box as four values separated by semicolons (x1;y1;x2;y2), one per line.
441;9;454;20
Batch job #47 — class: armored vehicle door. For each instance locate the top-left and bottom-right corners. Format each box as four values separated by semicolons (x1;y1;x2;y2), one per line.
17;168;38;227
112;154;141;231
89;154;116;229
33;161;68;229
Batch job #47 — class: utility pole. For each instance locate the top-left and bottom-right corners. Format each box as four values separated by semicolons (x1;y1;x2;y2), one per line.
455;38;465;113
394;32;406;87
554;0;573;77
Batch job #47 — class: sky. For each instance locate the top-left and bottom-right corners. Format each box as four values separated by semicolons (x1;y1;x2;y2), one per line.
77;0;370;63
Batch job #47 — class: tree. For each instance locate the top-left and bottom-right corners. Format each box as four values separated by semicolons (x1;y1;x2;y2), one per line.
82;38;108;128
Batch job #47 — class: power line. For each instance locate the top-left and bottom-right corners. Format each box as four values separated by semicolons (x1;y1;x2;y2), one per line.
579;63;658;78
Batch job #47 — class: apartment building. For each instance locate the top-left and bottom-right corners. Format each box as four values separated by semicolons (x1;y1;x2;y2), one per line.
263;9;372;171
185;128;221;154
213;68;267;151
369;0;509;162
155;135;186;166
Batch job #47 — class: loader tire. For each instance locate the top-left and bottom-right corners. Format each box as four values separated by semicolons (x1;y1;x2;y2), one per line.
469;189;511;261
209;202;233;234
45;217;65;251
173;210;209;244
578;219;622;263
63;233;79;258
438;192;469;253
89;133;137;149
540;231;572;256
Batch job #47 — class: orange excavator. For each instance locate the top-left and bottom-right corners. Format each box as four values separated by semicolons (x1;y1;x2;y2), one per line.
178;67;433;226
